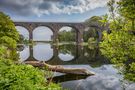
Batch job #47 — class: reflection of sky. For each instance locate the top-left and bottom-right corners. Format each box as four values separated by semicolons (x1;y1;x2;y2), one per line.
58;53;74;61
19;46;29;61
56;65;125;90
33;43;53;61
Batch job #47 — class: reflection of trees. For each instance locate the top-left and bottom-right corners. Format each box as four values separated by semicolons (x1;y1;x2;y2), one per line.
83;46;110;67
83;46;97;59
58;29;76;42
59;44;76;56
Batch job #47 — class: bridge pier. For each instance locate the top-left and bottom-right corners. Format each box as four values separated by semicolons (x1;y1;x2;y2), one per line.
53;31;59;43
77;30;83;44
26;45;36;61
29;31;33;42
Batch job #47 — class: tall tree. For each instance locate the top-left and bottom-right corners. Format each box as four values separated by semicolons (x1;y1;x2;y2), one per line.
118;0;135;30
100;0;135;82
0;12;19;60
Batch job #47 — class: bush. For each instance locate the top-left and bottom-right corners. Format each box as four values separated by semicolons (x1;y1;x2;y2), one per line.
0;58;61;90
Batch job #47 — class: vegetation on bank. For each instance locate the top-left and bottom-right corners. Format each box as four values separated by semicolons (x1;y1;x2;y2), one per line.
100;0;135;81
0;12;61;90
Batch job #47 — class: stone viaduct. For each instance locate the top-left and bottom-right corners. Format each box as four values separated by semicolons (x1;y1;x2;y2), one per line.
14;22;107;63
14;22;103;43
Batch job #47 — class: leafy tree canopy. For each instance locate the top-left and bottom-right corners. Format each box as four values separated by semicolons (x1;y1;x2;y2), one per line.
100;0;135;82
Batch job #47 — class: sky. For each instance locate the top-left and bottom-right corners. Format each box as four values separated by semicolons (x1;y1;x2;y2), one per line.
0;0;110;22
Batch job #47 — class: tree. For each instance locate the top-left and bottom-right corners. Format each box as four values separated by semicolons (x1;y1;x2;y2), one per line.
100;0;135;82
107;0;115;22
58;30;76;42
85;16;102;27
0;12;19;60
0;12;61;90
0;12;19;42
85;16;110;42
118;0;135;30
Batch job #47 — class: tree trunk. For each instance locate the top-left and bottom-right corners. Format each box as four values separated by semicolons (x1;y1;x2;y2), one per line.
24;61;95;76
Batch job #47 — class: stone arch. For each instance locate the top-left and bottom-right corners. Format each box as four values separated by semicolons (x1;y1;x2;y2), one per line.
15;26;29;40
33;26;53;41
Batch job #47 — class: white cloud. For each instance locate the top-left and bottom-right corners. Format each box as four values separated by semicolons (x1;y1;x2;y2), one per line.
0;0;113;16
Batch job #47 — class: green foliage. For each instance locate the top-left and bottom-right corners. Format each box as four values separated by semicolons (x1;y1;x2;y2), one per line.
117;0;135;30
18;34;29;44
85;15;110;43
58;30;76;42
0;12;19;60
100;30;135;65
118;0;135;20
0;36;17;49
87;37;97;49
0;12;19;43
85;16;102;26
100;0;135;82
124;63;135;81
0;12;61;89
0;58;61;90
84;16;102;42
0;46;7;58
59;44;76;56
83;28;98;42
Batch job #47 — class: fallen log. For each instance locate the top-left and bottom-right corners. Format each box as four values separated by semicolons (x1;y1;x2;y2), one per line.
24;61;95;76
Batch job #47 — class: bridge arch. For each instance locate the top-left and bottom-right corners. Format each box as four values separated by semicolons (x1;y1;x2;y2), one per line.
15;26;29;40
58;26;79;43
33;26;53;41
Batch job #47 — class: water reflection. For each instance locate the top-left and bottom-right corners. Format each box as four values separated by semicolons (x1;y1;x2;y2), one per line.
18;43;108;66
18;45;29;61
58;54;74;61
53;65;124;90
58;44;77;61
33;43;53;61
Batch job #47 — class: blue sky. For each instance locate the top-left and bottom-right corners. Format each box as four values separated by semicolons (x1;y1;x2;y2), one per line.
0;0;109;22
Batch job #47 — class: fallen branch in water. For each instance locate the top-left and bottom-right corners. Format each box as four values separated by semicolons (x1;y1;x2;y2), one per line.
24;61;95;76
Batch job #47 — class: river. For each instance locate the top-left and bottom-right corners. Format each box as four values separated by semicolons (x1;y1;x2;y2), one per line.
18;42;135;90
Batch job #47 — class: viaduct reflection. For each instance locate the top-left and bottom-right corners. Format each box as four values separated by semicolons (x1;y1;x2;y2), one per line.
21;43;109;66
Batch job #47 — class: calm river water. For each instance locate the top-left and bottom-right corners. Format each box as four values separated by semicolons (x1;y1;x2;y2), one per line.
18;42;135;90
